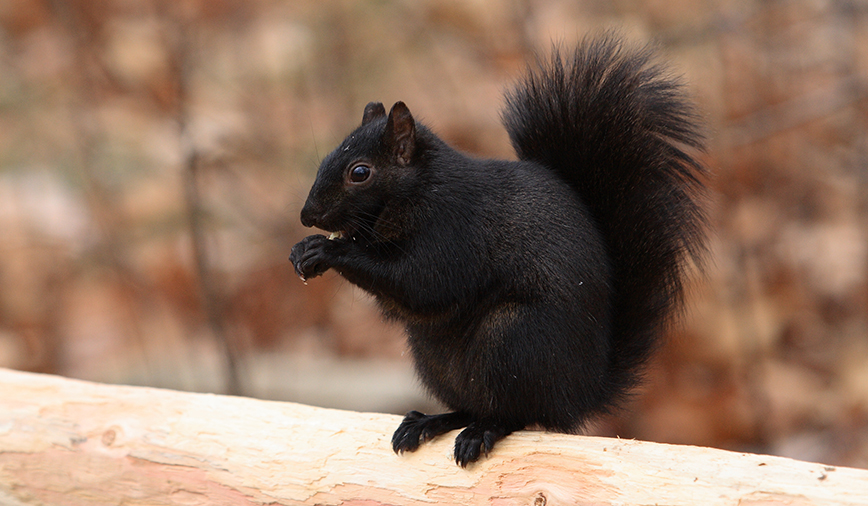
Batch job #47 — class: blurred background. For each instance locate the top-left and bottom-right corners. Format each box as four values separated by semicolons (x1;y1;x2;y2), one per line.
1;0;867;468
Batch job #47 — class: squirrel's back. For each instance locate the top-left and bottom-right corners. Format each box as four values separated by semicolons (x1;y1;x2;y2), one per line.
502;34;707;404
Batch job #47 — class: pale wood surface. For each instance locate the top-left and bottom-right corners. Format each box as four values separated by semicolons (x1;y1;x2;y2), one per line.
1;367;866;506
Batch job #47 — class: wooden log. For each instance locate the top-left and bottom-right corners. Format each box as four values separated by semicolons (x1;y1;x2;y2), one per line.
0;367;866;506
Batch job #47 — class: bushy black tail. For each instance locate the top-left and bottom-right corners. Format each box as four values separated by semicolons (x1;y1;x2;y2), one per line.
502;35;707;403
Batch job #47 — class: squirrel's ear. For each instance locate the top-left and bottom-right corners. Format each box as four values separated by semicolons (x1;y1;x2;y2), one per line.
385;101;415;166
362;102;386;125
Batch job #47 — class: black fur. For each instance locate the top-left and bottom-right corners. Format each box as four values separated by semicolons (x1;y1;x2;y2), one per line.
290;34;707;467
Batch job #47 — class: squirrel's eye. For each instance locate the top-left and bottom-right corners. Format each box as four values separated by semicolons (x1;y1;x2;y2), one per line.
350;164;372;183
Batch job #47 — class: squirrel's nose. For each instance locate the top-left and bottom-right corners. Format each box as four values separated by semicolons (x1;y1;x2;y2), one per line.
300;200;324;228
300;205;315;228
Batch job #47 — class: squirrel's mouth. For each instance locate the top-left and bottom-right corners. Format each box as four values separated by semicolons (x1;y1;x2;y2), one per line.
328;228;360;242
323;202;383;243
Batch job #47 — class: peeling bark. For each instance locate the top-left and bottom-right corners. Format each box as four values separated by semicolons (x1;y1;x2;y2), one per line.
0;368;866;506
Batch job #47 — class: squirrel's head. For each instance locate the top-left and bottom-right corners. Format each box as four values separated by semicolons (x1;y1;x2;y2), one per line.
300;101;420;242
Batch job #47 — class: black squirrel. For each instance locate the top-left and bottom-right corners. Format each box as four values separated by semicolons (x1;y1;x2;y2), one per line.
290;35;707;467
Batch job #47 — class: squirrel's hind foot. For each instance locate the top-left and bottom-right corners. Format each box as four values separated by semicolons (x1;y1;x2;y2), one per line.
391;410;472;455
453;420;521;467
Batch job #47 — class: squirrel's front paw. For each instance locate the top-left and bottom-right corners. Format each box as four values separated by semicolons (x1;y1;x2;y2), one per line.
290;234;335;281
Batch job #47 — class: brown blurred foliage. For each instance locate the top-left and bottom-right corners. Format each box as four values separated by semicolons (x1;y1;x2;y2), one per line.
1;0;867;467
